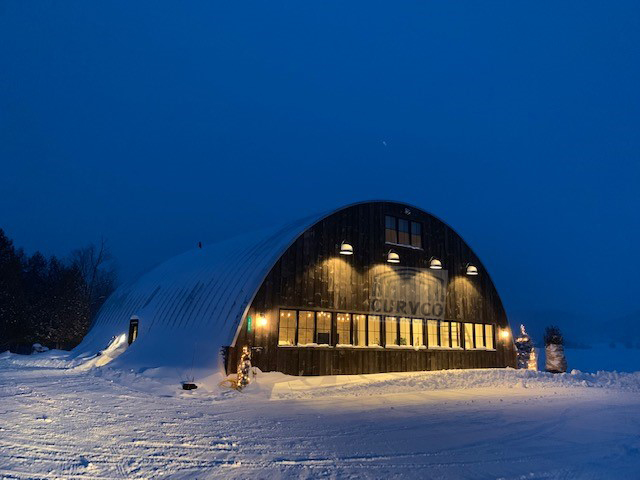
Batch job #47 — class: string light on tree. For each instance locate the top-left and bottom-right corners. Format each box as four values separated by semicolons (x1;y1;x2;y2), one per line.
236;346;252;390
515;324;537;371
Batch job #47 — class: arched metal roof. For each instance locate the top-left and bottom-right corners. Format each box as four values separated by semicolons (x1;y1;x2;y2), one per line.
73;208;332;372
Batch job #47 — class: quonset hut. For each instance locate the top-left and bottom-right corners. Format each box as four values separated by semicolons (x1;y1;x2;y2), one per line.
76;201;516;377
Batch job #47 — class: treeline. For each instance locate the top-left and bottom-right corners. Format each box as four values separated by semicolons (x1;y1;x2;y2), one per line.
0;229;116;352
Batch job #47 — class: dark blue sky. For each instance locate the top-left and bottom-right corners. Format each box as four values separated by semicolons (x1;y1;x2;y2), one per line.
1;1;639;326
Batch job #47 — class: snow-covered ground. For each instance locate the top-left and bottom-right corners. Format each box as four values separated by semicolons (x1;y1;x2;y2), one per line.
2;351;640;479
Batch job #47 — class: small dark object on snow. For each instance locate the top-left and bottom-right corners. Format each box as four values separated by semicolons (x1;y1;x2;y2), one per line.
182;382;198;390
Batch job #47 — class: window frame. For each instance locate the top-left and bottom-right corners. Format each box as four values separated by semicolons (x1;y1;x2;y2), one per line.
353;314;367;347
385;316;399;347
278;309;298;346
474;323;485;349
384;215;423;250
412;318;425;348
336;312;352;346
484;324;495;350
276;309;498;354
451;321;461;349
367;315;382;347
464;322;475;349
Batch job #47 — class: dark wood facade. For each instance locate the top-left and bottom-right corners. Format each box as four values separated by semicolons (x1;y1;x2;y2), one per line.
226;202;516;375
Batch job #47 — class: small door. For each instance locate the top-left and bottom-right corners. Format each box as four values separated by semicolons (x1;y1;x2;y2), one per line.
128;318;139;345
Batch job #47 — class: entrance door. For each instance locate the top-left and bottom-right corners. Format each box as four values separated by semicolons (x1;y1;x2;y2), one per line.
128;317;139;345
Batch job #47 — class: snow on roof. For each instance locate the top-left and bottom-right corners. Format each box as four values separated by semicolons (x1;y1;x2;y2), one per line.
73;208;330;373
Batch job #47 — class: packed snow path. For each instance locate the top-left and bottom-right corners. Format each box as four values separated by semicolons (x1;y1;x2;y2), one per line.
1;356;640;479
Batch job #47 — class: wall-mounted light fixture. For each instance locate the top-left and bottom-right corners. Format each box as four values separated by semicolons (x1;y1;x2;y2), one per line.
465;264;478;276
339;241;354;255
429;257;443;270
499;329;511;341
387;250;400;264
257;314;268;327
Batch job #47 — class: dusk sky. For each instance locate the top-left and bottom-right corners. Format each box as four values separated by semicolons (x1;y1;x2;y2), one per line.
1;1;639;325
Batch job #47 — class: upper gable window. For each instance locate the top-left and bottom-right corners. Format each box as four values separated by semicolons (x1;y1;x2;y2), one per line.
385;215;422;249
411;222;422;248
385;215;397;243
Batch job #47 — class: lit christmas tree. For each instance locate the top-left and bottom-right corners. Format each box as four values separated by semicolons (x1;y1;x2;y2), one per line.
515;324;537;371
236;346;252;390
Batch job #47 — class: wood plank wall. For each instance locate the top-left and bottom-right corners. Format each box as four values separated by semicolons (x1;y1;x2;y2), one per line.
227;202;516;375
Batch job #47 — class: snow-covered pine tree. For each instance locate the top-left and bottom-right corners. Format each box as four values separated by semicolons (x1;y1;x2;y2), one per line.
544;325;567;373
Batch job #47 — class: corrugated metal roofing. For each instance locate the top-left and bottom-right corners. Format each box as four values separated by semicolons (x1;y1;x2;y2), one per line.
73;209;330;372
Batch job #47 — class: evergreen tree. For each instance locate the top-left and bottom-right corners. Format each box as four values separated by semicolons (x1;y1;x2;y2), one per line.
0;229;117;352
0;229;26;351
515;324;537;370
544;325;567;373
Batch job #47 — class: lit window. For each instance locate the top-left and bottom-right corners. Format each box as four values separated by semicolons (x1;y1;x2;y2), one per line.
385;216;397;243
427;320;439;347
354;314;367;346
298;311;315;345
475;324;485;349
412;318;424;347
440;321;451;348
316;311;332;345
278;310;297;346
399;317;411;346
398;219;410;245
337;313;351;345
485;324;494;350
451;322;461;348
410;222;422;248
368;315;381;346
385;316;398;346
464;323;474;349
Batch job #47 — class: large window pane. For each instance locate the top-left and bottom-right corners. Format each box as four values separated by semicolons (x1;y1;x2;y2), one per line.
385;215;397;243
316;311;332;345
412;318;424;347
385;316;398;346
399;317;410;346
368;315;381;346
410;222;422;248
475;324;485;349
278;310;297;346
354;314;367;346
485;324;494;350
427;320;439;347
298;311;315;345
464;323;474;349
398;219;410;245
451;322;461;348
336;313;351;346
440;321;451;348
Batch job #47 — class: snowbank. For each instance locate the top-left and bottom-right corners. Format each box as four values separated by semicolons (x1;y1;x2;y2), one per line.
3;349;640;401
256;367;640;401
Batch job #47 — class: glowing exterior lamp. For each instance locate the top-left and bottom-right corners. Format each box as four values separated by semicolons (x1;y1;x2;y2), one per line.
257;314;268;327
499;329;511;341
466;264;478;276
387;250;400;264
429;257;443;270
339;242;354;255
